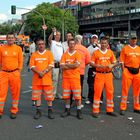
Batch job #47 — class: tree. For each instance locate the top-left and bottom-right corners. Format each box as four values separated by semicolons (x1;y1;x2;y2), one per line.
0;23;21;35
0;24;11;34
24;2;79;40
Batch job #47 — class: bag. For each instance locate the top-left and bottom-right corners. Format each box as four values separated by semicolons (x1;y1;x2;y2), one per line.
126;66;139;74
54;62;60;68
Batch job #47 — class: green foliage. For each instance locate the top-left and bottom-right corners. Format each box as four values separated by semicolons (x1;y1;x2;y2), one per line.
0;23;21;35
25;2;78;39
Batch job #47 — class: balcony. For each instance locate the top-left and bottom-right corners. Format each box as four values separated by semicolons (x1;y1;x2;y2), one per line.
78;12;140;25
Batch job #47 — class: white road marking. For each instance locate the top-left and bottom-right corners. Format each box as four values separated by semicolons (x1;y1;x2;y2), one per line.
22;90;32;93
21;74;27;77
29;86;32;89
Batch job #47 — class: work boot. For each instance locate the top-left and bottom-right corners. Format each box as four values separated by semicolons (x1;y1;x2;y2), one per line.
92;113;99;118
120;110;125;116
10;113;17;119
34;109;42;120
77;109;83;120
134;110;140;114
82;96;86;100
106;112;117;117
0;113;2;119
61;108;70;118
48;109;55;119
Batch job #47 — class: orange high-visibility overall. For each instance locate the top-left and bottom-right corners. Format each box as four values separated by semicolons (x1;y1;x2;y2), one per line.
30;50;54;101
60;50;81;100
0;44;23;114
120;45;140;111
91;49;116;113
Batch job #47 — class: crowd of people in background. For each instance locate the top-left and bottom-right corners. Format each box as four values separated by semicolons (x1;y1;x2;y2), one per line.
0;30;140;120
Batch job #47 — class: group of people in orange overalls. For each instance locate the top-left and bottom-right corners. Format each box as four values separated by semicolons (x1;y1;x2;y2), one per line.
0;31;140;120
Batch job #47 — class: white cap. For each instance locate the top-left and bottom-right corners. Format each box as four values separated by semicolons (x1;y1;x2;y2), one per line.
91;34;98;39
75;35;83;42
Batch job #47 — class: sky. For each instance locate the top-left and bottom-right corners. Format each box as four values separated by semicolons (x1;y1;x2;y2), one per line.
0;0;57;23
0;0;105;23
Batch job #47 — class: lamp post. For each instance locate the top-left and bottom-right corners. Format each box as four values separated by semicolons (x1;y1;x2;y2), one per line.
11;6;46;44
128;0;131;37
62;9;70;42
61;0;70;42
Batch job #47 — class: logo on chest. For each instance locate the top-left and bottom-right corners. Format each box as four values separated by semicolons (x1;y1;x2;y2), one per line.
128;52;139;57
4;51;8;55
35;58;47;63
3;51;17;56
66;59;75;64
99;57;110;62
13;52;17;55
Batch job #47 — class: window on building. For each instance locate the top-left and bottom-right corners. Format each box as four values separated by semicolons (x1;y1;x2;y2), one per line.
131;0;136;2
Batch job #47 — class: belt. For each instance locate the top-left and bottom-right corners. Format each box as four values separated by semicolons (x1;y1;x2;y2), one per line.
54;62;60;68
2;68;18;72
125;66;140;69
96;71;112;74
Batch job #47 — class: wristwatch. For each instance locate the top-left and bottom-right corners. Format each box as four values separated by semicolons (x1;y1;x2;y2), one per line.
45;69;49;73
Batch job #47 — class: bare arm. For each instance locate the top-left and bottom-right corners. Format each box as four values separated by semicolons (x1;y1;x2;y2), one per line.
42;66;53;74
60;62;80;70
48;32;53;45
31;67;41;75
31;67;44;78
65;62;80;69
60;64;69;70
48;27;57;46
107;63;117;69
31;66;53;78
90;62;108;69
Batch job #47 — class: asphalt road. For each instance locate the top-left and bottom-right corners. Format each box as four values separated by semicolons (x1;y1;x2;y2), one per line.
0;57;140;140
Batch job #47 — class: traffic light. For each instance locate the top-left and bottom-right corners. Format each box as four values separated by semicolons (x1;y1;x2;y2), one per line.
11;5;16;14
77;3;81;11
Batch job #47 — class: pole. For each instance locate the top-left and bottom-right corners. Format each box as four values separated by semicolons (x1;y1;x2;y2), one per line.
32;9;46;44
61;0;69;42
112;27;114;37
62;9;70;42
16;7;46;44
128;0;131;37
62;0;65;42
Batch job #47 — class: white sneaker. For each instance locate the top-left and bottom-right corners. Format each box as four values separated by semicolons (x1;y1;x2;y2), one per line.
55;94;62;99
58;95;62;99
100;101;103;104
85;100;91;105
81;104;84;108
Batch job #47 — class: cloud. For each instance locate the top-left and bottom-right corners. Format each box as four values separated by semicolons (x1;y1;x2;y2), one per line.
0;13;8;22
3;5;36;23
15;5;36;16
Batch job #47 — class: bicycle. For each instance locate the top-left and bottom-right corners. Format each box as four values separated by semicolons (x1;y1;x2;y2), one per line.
112;61;122;79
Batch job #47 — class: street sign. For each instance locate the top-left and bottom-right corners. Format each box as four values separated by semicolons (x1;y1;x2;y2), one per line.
42;25;47;30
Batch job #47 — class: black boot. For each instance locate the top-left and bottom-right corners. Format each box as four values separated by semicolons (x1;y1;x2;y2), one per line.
10;113;17;119
48;109;55;119
34;109;42;120
77;109;83;120
61;108;70;118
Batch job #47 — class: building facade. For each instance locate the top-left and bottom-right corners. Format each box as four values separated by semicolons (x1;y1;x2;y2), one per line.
77;0;140;39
